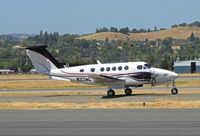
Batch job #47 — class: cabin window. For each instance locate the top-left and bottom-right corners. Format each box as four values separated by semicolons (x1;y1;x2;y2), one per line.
124;66;129;70
100;67;104;72
91;68;95;72
112;66;116;71
80;69;84;72
118;66;122;71
106;67;110;71
137;65;142;70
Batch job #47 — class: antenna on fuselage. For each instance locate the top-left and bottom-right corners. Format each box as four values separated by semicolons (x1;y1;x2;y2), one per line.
97;60;101;64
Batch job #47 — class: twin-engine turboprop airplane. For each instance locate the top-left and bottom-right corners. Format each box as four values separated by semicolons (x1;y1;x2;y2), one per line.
16;45;179;96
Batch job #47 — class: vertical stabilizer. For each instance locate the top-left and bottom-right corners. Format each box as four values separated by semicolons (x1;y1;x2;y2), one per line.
25;45;64;74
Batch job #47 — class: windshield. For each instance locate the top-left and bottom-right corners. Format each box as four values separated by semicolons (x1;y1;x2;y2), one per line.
144;64;152;69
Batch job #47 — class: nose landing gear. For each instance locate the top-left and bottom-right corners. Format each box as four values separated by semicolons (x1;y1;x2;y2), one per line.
171;80;178;95
171;88;178;95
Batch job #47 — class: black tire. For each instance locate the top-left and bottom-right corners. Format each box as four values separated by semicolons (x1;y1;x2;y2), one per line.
171;88;178;95
125;88;132;95
107;89;115;96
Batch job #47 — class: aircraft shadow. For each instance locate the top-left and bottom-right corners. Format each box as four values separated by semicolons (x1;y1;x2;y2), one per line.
43;95;70;97
43;94;103;97
102;93;170;99
102;95;128;99
42;93;170;98
133;93;170;96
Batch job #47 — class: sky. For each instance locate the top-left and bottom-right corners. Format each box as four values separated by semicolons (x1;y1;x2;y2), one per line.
0;0;200;34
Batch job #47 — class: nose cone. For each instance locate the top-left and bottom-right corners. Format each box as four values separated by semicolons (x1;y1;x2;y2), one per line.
169;72;178;79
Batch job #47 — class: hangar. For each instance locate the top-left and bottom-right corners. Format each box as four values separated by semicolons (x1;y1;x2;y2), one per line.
174;60;200;73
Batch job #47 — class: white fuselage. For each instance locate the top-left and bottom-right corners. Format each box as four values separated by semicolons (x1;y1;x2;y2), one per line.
49;61;178;89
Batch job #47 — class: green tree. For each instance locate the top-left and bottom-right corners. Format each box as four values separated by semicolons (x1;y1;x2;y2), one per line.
43;31;48;44
154;26;157;31
0;49;12;59
40;30;43;37
160;58;169;69
189;32;195;41
171;24;178;28
119;27;129;34
162;37;173;46
179;23;187;27
95;28;100;33
188;21;200;27
110;27;118;32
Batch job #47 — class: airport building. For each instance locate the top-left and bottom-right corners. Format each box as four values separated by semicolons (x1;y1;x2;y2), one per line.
174;60;200;73
0;69;15;75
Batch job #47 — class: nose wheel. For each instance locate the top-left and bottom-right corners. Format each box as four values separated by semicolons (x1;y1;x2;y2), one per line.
171;88;178;95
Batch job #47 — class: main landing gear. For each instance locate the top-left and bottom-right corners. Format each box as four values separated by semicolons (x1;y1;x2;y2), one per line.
107;89;115;96
171;80;178;95
124;88;132;95
107;88;132;96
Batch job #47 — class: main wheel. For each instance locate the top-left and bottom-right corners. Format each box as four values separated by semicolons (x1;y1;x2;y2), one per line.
125;88;132;95
171;88;178;95
107;89;115;96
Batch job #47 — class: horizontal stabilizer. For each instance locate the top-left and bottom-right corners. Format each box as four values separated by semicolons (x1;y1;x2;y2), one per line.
49;76;70;81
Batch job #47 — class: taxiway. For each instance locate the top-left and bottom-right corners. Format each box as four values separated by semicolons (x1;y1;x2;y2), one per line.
0;109;199;136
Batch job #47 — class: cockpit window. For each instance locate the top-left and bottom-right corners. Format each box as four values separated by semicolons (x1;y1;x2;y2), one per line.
144;64;152;69
137;65;142;70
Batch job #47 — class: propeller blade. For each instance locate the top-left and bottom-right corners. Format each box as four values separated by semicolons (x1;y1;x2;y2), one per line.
150;69;158;86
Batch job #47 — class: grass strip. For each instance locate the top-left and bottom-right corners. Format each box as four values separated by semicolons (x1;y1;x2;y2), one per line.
0;74;48;80
0;99;200;109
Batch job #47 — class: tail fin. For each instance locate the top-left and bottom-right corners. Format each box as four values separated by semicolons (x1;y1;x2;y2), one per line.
25;45;65;74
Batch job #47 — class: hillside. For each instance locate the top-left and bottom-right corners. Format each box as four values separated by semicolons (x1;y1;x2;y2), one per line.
78;26;200;41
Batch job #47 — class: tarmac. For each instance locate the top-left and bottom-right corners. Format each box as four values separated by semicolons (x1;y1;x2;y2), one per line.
0;109;199;136
0;87;200;135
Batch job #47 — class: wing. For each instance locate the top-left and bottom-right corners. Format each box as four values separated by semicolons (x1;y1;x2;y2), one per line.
89;74;124;85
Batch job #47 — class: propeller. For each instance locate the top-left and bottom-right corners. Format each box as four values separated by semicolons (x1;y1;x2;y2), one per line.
150;69;157;86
